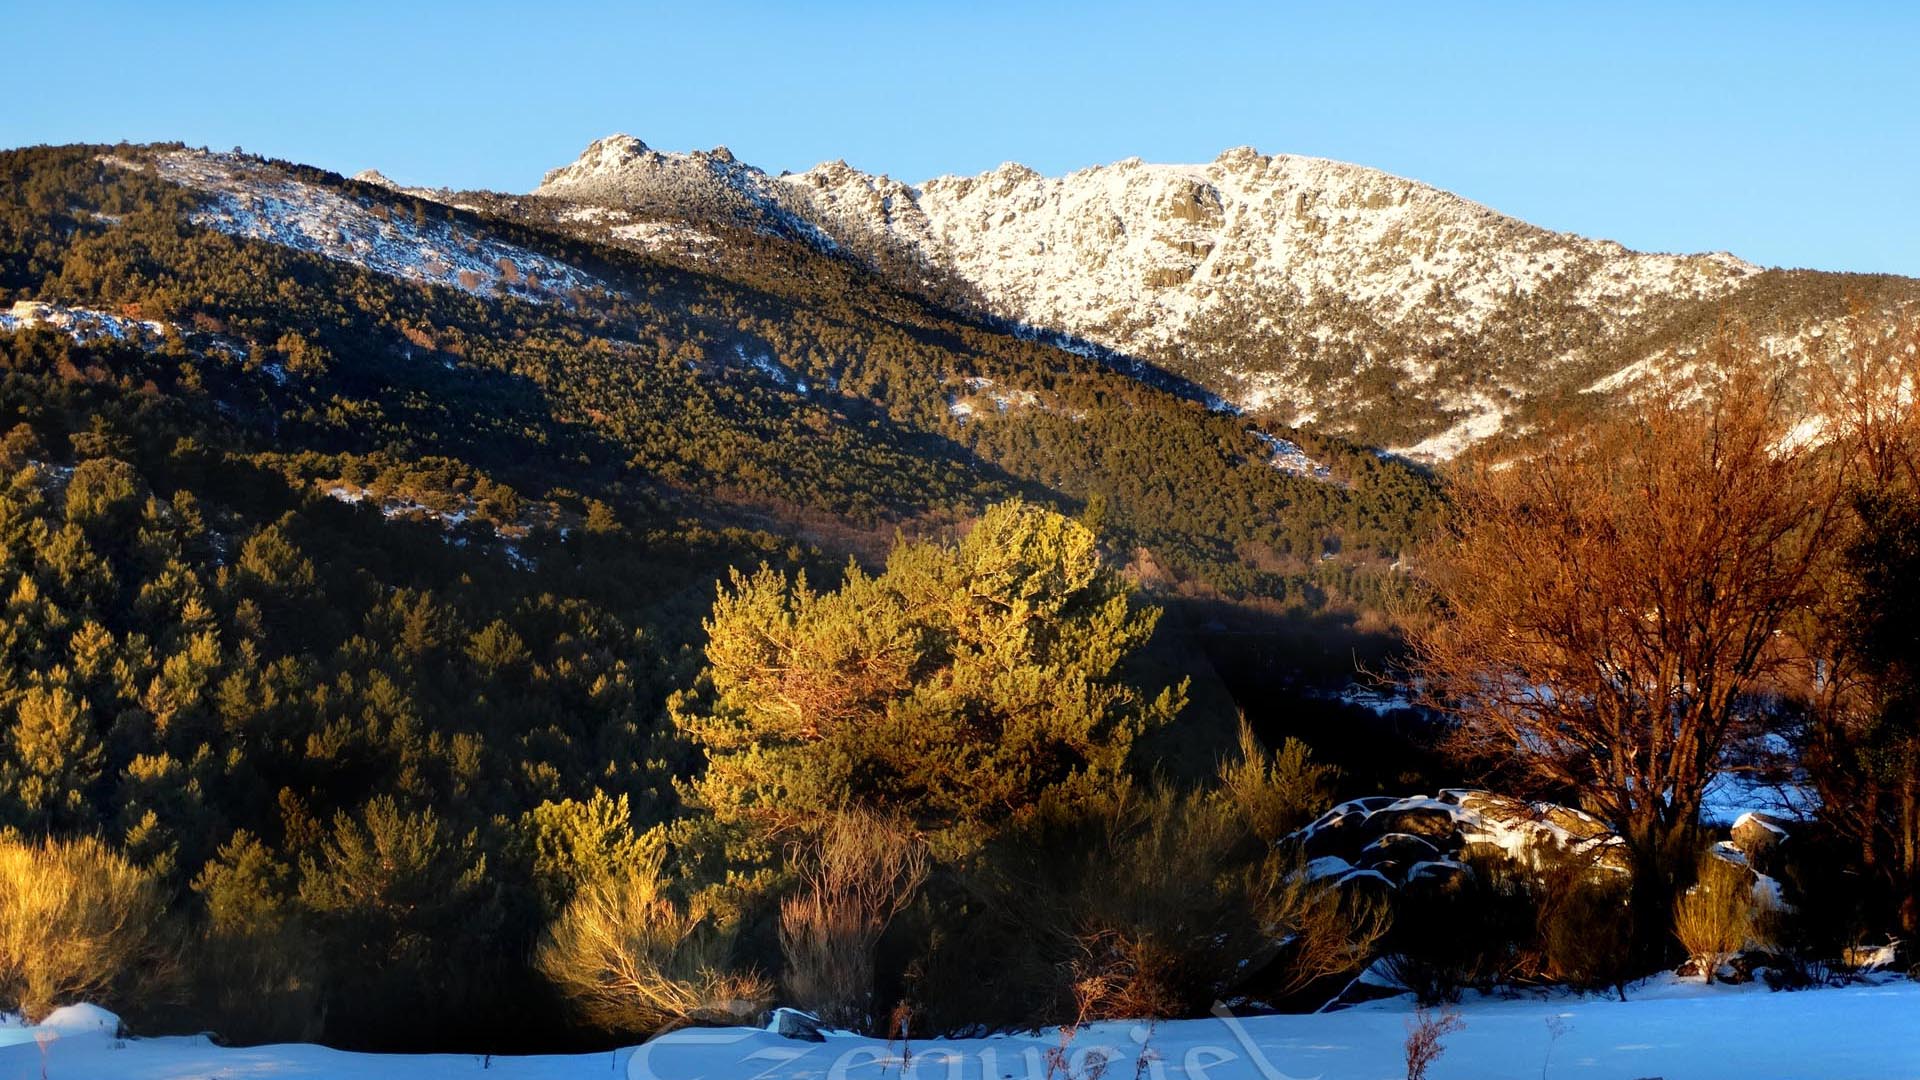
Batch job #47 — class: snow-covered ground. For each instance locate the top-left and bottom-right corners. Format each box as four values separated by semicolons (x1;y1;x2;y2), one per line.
0;300;170;345
9;978;1918;1080
1248;429;1331;480
111;151;606;306
1700;770;1819;828
1388;393;1508;462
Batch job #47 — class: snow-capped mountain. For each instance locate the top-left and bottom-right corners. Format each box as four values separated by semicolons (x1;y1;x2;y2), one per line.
531;135;1825;456
784;148;1759;441
85;136;1905;462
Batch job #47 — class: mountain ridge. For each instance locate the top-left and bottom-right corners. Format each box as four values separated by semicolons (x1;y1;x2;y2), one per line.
529;133;1855;457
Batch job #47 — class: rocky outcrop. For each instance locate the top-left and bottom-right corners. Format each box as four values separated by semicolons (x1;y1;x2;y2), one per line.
534;134;834;249
768;1007;826;1042
1713;811;1796;913
1293;789;1630;892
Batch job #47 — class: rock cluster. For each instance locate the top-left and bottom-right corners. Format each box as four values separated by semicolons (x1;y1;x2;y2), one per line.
1293;789;1631;893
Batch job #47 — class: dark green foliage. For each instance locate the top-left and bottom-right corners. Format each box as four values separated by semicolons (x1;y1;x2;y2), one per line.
1379;855;1538;1005
1829;488;1920;930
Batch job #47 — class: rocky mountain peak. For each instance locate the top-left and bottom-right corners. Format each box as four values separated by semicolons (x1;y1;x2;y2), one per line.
1213;145;1268;171
535;134;836;248
538;134;652;188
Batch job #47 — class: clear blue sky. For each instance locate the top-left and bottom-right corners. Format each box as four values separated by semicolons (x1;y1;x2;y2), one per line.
8;2;1917;275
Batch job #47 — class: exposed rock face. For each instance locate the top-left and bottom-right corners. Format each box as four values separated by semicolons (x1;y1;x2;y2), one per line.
775;147;1759;449
349;168;457;206
1293;789;1630;892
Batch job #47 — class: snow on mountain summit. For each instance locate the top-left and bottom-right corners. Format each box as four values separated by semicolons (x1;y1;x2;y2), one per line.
780;146;1761;439
536;133;656;187
532;135;1766;455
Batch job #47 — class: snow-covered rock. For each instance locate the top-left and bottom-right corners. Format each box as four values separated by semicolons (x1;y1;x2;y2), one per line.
0;300;169;344
1293;788;1630;891
767;1006;827;1042
1730;811;1792;861
1249;429;1331;479
35;1003;121;1037
523;136;1916;460
534;134;836;250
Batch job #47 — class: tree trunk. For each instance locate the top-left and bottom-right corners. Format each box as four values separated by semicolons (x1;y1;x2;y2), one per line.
1624;810;1696;967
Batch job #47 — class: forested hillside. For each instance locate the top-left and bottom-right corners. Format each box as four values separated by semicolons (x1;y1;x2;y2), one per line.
0;143;1441;1048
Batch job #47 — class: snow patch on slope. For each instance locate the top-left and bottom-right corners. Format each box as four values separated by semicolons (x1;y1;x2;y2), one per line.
731;342;809;392
945;376;1041;422
1249;429;1331;479
0;300;170;344
125;151;604;305
1389;393;1509;461
0;301;248;364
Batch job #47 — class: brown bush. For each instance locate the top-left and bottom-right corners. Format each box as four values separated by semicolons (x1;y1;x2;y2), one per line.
1404;1006;1463;1080
778;808;928;1029
535;850;769;1034
0;833;175;1021
1674;854;1773;983
1537;860;1634;999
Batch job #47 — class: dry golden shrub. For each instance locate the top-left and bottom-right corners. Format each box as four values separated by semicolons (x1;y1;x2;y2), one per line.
0;833;174;1022
535;849;769;1034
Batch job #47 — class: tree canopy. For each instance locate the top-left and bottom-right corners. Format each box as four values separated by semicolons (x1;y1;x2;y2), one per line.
678;500;1185;844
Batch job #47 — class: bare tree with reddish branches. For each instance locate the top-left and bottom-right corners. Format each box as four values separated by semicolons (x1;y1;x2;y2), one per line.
1406;344;1847;947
